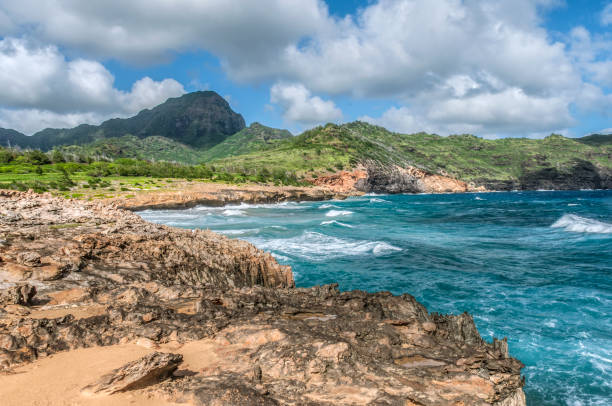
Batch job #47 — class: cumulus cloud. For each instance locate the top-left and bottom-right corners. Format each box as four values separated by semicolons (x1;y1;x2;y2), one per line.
568;26;612;87
1;0;612;136
270;83;342;126
0;0;329;65
360;88;574;137
0;37;185;134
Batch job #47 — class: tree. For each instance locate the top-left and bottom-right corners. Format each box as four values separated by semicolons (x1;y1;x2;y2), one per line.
51;149;65;163
25;150;51;165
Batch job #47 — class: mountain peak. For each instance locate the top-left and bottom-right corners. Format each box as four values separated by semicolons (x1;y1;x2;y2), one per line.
0;91;246;150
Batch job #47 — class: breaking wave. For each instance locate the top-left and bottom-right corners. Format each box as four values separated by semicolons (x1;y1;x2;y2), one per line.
250;232;401;261
551;214;612;234
325;210;353;217
320;220;354;228
222;209;246;216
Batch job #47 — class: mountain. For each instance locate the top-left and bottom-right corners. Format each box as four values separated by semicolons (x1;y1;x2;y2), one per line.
209;121;612;190
57;135;206;164
201;122;292;161
0;91;245;150
576;133;612;146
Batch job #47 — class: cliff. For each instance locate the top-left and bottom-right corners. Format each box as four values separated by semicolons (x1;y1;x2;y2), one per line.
0;191;525;405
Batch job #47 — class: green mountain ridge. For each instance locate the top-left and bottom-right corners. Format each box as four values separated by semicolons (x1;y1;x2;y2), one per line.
209;121;612;189
201;122;292;161
0;91;245;150
1;91;611;190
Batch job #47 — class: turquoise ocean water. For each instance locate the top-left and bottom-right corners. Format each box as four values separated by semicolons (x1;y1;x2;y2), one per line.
139;190;612;405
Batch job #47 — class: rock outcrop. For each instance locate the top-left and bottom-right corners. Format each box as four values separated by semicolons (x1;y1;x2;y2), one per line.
355;163;474;194
313;169;368;193
475;160;612;191
82;352;183;395
0;191;525;405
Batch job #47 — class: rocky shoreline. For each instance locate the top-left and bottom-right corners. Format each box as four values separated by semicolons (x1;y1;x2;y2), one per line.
0;190;525;405
109;182;358;211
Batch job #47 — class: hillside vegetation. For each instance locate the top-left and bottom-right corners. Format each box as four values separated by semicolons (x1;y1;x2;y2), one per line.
1;89;610;191
209;121;612;183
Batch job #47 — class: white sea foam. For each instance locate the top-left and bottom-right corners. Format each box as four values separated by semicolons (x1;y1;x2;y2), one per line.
250;232;401;261
369;198;387;203
474;196;485;200
372;242;403;255
222;209;246;216
543;319;557;328
320;220;354;228
319;203;339;209
325;210;353;217
567;203;579;206
551;214;612;234
216;229;257;235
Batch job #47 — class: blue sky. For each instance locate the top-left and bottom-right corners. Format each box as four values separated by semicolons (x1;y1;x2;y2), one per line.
0;0;611;138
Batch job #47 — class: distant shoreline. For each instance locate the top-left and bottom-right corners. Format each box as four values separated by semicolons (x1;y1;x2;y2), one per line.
108;180;611;211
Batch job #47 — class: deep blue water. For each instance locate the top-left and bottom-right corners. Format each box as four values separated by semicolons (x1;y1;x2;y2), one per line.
139;190;612;405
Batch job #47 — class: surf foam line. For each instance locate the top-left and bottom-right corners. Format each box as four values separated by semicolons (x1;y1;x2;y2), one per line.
551;214;612;234
325;210;353;217
249;231;401;261
320;220;354;228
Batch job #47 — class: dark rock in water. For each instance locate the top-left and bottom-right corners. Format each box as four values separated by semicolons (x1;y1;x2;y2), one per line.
82;352;183;395
0;191;526;405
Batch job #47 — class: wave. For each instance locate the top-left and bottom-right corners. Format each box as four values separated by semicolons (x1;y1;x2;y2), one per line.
215;228;258;236
372;242;403;255
319;203;339;209
320;220;354;228
474;196;485;201
369;198;387;203
222;209;246;216
325;210;353;217
551;214;612;234
250;232;401;261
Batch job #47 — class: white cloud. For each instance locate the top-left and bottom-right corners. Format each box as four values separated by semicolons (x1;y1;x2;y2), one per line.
0;109;106;135
0;0;611;136
0;37;185;134
0;0;329;64
270;83;342;126
568;26;612;86
360;88;574;137
428;88;574;134
602;3;612;26
359;107;432;134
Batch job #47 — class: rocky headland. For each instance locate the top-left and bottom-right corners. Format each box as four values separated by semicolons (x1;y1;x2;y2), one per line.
0;190;525;405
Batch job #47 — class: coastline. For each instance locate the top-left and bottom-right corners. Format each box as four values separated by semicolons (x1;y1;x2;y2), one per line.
0;190;526;405
107;182;362;211
103;178;611;212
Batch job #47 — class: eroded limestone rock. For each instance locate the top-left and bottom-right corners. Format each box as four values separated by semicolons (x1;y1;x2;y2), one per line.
82;352;183;395
0;191;525;405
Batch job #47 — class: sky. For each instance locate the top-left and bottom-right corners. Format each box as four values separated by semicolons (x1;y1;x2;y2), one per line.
0;0;611;138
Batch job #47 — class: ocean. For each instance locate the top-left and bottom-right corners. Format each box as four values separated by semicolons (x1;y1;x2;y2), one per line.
138;190;612;405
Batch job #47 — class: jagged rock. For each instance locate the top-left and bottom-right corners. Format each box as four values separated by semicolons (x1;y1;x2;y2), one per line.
355;162;470;194
0;191;526;405
82;352;183;395
0;284;36;306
